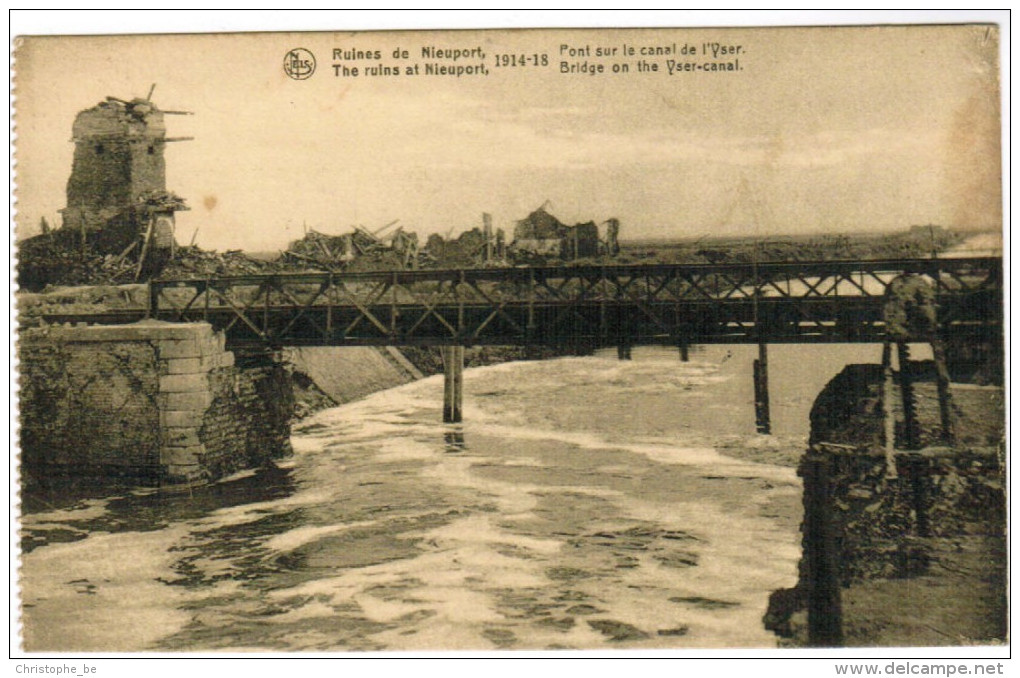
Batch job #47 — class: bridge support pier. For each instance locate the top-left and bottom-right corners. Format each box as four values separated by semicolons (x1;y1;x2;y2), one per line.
754;340;771;434
443;345;465;423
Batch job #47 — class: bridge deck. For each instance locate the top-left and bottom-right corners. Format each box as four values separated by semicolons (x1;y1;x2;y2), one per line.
39;257;1002;349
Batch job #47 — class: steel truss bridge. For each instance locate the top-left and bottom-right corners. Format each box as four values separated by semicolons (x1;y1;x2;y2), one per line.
44;257;1001;350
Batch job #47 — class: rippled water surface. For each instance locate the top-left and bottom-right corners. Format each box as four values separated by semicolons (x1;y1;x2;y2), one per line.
20;344;880;651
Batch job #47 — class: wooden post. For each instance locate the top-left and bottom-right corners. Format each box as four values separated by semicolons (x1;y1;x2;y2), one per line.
618;306;632;360
442;347;453;422
527;268;536;333
902;453;931;537
751;243;770;434
79;211;88;257
754;339;771;434
928;263;955;445
443;346;464;423
482;213;493;262
802;449;844;647
169;218;177;261
881;341;898;478
931;337;956;445
897;342;921;449
147;281;159;319
454;345;464;421
390;271;399;335
135;216;156;281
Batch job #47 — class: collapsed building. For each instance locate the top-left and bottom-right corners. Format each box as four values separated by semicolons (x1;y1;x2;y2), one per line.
283;208;620;271
424;214;506;268
287;213;509;271
284;222;424;271
510;206;620;261
63;93;190;231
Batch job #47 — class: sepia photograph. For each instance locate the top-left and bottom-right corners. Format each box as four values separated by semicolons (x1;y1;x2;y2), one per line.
10;13;1006;660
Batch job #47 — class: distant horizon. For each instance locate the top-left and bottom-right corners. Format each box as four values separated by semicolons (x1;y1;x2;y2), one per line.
159;213;1002;256
225;223;1000;261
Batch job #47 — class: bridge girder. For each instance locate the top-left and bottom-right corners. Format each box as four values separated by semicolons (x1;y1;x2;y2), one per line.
42;258;1002;350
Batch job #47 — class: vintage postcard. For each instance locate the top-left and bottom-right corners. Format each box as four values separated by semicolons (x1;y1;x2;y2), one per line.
11;21;1005;658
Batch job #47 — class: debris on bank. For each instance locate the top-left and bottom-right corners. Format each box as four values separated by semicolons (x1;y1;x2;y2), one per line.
160;247;281;278
20;201;625;291
282;222;425;271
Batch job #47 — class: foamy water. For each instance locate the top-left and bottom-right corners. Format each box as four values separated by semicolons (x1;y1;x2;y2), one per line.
19;344;880;651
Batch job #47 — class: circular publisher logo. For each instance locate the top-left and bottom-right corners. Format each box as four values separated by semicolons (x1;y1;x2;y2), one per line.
284;48;316;80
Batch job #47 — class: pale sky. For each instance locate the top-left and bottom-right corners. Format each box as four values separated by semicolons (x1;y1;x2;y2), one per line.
13;25;1002;251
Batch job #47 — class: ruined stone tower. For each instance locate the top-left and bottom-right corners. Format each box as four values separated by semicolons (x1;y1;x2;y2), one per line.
60;92;190;255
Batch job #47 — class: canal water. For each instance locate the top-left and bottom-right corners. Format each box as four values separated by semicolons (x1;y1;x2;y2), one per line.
19;344;882;651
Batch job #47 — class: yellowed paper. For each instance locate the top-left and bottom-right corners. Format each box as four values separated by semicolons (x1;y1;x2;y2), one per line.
12;24;1005;655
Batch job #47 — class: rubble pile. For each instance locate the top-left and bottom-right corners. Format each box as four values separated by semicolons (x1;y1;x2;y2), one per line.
18;90;198;292
22;94;634;292
282;230;354;269
18;207;622;292
18;229;138;291
136;190;188;213
160;247;283;278
282;224;425;270
17;239;299;291
509;207;616;262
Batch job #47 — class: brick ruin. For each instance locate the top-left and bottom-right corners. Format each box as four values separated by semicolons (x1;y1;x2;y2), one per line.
18;93;191;290
510;206;609;260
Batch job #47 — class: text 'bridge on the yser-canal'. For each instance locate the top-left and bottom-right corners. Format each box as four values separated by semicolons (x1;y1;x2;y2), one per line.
53;256;1002;350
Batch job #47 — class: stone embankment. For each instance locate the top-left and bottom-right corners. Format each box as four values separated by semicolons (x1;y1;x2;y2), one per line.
284;346;423;419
